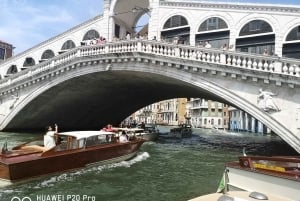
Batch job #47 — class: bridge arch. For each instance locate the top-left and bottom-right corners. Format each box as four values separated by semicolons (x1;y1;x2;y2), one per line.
2;51;299;152
110;0;150;38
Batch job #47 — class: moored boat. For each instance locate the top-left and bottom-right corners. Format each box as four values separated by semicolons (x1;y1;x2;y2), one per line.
190;155;300;201
0;130;145;183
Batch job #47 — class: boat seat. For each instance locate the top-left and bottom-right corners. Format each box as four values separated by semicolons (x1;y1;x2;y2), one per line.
20;145;48;152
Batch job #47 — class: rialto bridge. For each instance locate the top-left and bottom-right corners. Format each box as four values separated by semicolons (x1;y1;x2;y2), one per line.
0;0;299;152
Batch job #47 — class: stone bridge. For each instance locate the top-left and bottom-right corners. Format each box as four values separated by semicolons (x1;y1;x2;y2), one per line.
0;40;299;152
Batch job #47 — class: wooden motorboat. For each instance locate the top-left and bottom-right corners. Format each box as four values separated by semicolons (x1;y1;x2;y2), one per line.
0;131;145;183
190;155;300;201
224;155;300;200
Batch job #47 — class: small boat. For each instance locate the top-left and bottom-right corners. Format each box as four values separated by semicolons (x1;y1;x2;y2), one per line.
189;191;292;201
0;131;145;183
117;127;158;141
190;155;300;201
169;124;192;138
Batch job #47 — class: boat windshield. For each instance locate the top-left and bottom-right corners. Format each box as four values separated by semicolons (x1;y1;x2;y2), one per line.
53;131;117;151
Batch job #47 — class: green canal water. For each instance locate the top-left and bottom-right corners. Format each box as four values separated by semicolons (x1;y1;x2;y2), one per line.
0;127;297;201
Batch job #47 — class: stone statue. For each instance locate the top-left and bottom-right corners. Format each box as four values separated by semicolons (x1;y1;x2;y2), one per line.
257;89;280;112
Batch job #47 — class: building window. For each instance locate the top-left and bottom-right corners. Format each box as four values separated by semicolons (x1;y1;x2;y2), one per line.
0;47;5;60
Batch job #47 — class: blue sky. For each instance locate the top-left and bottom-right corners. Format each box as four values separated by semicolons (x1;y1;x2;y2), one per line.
0;0;102;54
0;0;299;54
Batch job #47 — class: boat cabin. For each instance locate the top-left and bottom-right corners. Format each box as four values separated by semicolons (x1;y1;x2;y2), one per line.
53;131;118;151
1;131;119;158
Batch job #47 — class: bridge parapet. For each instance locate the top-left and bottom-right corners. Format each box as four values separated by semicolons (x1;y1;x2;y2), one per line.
0;40;299;93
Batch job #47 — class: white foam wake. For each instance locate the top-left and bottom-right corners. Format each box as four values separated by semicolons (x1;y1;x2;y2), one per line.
33;152;150;188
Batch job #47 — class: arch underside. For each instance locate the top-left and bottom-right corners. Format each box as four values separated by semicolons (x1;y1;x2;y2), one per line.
5;71;225;132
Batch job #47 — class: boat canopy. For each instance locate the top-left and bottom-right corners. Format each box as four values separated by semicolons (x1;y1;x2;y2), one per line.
58;131;116;140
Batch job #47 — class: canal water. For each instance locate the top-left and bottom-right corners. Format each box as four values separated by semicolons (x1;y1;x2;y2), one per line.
0;127;298;201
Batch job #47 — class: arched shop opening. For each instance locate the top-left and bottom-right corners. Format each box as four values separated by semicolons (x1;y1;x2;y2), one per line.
282;25;300;59
196;17;229;48
236;20;275;55
112;0;150;40
161;15;190;45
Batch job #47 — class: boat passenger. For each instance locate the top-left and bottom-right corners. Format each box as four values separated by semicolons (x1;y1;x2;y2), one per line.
102;124;115;132
119;131;128;143
44;124;58;149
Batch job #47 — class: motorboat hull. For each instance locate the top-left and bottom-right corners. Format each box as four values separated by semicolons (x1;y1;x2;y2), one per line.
225;164;300;200
0;140;144;182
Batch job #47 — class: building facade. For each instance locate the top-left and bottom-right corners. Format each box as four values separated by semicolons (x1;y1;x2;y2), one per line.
0;40;13;62
129;98;188;126
188;98;229;129
229;107;270;134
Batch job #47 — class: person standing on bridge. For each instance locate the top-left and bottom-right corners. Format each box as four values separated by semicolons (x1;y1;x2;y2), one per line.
44;124;58;149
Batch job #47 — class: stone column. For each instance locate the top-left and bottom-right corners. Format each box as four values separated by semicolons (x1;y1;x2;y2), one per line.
257;121;263;134
251;117;256;133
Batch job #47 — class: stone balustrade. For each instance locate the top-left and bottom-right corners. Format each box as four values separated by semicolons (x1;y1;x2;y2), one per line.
0;40;299;90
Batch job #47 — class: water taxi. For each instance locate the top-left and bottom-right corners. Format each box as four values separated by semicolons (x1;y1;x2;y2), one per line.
190;155;300;201
169;124;192;138
116;127;159;141
0;131;145;183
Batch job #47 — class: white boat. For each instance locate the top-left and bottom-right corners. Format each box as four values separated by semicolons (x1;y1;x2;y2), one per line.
189;191;292;201
190;155;300;201
116;127;159;141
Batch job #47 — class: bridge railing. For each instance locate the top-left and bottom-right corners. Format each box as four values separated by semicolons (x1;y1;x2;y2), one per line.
0;40;299;90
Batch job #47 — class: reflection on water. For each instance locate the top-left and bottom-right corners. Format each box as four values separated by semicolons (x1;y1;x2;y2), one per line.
0;128;298;201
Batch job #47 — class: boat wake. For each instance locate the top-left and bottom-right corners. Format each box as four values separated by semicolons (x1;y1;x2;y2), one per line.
33;152;150;188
